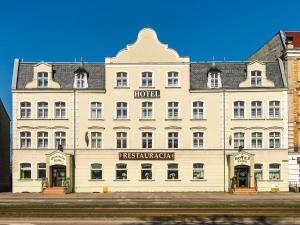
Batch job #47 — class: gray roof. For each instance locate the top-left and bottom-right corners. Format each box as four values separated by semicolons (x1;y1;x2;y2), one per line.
190;61;284;90
16;62;105;90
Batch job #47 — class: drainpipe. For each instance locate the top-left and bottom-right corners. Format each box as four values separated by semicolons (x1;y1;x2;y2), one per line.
73;90;76;192
223;89;226;192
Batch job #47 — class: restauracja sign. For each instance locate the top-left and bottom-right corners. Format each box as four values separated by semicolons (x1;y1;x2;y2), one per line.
119;152;175;160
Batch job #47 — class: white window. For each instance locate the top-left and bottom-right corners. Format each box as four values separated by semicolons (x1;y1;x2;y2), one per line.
116;132;127;149
55;102;66;119
141;164;152;180
251;101;262;118
141;72;153;87
20;102;31;119
251;132;263;149
233;101;244;119
167;163;178;180
193;163;204;180
37;72;48;88
269;132;280;149
167;71;179;87
254;164;263;181
116;163;127;180
269;163;280;180
269;101;280;118
20;163;31;179
168;132;179;149
141;102;153;119
251;70;262;87
55;132;66;149
91;102;102;119
233;132;245;149
91;132;102;149
20;131;31;149
116;102;128;119
192;101;204;119
91;163;102;180
116;72;128;87
37;163;46;179
167;101;179;119
37;102;48;119
74;73;88;89
141;132;152;149
37;131;48;148
207;70;222;88
193;132;204;149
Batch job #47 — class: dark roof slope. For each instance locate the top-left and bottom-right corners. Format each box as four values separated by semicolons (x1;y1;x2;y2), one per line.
16;62;105;89
190;61;284;90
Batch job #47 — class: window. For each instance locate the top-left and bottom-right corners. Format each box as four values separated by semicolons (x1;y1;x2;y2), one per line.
193;132;204;149
55;132;66;149
116;72;128;87
167;71;179;87
269;101;280;118
251;70;262;87
20;163;31;179
142;132;152;149
91;132;102;149
254;164;263;181
20;102;31;119
91;163;102;180
167;101;179;119
193;163;204;180
75;74;86;88
210;73;220;88
168;132;179;149
116;163;127;180
141;72;153;87
269;132;280;149
116;102;128;119
37;131;48;148
116;132;127;149
251;132;263;149
192;101;204;119
91;102;102;119
141;164;152;180
20;131;31;148
141;102;153;119
233;132;245;149
233;101;244;119
37;72;48;88
167;163;178;180
55;102;66;119
37;163;46;179
251;101;262;118
37;102;48;119
269;163;280;180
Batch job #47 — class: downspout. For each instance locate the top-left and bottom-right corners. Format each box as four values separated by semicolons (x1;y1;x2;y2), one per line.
223;89;226;192
73;90;76;192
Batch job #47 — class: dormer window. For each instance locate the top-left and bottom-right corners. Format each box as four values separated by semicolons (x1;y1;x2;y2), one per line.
37;72;48;88
74;67;88;89
251;70;262;87
207;66;222;88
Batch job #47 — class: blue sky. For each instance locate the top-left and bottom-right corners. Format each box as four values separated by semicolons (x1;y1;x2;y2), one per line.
0;0;299;117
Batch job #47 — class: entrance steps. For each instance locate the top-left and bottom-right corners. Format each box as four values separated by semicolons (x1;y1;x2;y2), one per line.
232;188;257;194
42;187;66;194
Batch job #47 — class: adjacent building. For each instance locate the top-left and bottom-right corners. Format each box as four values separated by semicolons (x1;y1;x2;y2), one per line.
12;28;289;193
0;99;11;191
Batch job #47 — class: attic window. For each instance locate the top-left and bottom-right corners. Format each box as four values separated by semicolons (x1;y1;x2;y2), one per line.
74;67;88;89
251;70;262;87
207;67;222;88
37;72;48;88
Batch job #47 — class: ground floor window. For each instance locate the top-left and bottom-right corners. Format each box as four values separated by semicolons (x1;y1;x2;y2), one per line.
116;163;127;180
254;164;263;181
91;163;102;180
269;163;280;180
193;163;204;179
20;163;31;179
37;163;46;179
141;163;152;180
167;163;178;180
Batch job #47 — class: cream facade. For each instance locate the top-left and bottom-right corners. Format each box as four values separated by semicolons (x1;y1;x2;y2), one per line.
12;28;289;193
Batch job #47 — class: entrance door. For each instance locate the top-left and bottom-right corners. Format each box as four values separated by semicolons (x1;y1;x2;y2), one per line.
234;165;249;188
51;165;66;187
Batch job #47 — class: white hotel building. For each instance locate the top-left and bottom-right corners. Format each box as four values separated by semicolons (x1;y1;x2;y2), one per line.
12;28;289;193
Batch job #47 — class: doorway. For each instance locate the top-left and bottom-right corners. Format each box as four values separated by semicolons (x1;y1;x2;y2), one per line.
51;165;66;187
234;165;250;188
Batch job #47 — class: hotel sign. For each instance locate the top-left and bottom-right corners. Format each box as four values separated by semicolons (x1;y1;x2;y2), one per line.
134;90;160;98
49;152;67;166
234;152;251;166
119;152;175;160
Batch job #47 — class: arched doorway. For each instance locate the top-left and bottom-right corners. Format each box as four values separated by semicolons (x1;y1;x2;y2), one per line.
51;165;66;187
234;165;250;188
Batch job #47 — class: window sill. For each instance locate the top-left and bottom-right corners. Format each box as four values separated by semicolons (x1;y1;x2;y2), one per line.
114;119;130;121
231;118;246;120
139;119;155;121
89;119;104;121
190;119;206;121
165;87;181;89
165;179;181;181
18;179;33;182
113;179;130;181
89;179;105;181
249;118;265;120
139;179;155;182
268;118;283;120
114;87;130;89
54;118;68;120
190;179;207;182
267;180;283;182
139;87;155;89
165;119;182;121
35;179;44;181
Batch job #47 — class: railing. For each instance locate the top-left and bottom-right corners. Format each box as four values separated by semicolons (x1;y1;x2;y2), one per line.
230;176;237;192
41;177;49;192
64;178;71;193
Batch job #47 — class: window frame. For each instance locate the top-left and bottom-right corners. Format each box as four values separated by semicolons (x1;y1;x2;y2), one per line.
91;132;102;149
116;163;127;180
192;101;204;120
251;70;262;87
37;102;49;119
254;163;263;181
141;71;154;87
269;101;280;119
269;163;281;181
141;163;152;180
20;163;31;179
37;131;49;149
251;132;263;149
37;72;48;88
20;131;31;149
54;101;66;119
166;71;180;87
192;132;204;149
90;163;103;180
141;101;153;119
141;132;153;149
116;131;128;149
167;163;179;180
233;132;245;149
116;101;128;120
90;101;103;119
251;101;263;119
167;101;180;119
115;72;128;88
54;131;66;149
167;132;179;149
20;101;31;119
269;132;281;149
193;163;204;180
233;101;245;119
37;163;46;179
